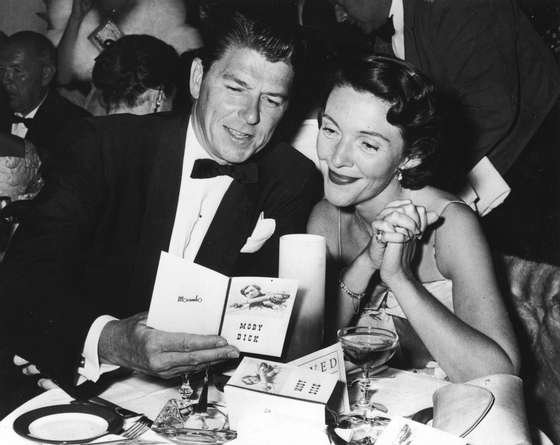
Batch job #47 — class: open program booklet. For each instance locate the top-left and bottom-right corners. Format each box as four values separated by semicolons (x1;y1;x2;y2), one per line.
146;251;298;356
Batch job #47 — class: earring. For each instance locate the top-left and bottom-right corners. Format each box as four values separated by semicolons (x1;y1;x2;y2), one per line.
153;89;163;113
396;168;403;183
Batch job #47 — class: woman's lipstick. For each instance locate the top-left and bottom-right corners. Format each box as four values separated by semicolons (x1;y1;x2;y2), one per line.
328;169;358;185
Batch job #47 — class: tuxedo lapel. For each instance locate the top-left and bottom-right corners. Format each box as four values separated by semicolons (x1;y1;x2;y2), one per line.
24;91;56;144
195;180;259;276
0;89;10;133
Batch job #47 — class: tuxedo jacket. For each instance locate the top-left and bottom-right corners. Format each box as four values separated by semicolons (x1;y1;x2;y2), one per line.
402;0;560;176
0;112;322;388
0;89;90;162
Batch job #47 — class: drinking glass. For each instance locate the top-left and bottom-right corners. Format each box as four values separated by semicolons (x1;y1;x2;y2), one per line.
154;368;231;438
338;326;398;413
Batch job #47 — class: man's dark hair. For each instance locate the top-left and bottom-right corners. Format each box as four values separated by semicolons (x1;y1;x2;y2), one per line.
92;34;180;109
6;31;56;68
321;53;441;189
198;10;299;72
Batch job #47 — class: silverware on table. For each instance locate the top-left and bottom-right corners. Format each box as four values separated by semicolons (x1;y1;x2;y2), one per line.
71;396;154;439
72;396;145;419
152;426;237;444
122;415;153;439
67;439;165;445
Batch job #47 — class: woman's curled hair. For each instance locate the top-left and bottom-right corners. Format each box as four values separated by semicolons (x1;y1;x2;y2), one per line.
322;54;442;189
92;34;180;110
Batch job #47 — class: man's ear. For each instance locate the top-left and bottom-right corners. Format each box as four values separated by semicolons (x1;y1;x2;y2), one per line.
189;57;204;100
400;155;422;171
41;63;56;87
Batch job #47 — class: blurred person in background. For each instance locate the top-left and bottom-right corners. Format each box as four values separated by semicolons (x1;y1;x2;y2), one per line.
49;0;202;86
87;34;180;115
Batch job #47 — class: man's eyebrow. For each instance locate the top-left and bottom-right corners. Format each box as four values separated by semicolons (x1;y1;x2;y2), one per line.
223;73;250;88
321;113;339;127
223;72;288;100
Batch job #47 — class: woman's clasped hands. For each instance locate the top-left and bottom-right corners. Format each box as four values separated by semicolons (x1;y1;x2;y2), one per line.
363;200;439;283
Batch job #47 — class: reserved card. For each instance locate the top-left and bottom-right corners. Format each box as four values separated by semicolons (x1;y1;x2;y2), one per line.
147;251;297;356
289;342;350;413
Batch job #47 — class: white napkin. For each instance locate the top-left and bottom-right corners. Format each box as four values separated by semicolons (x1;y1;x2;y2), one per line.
433;374;531;445
240;212;276;253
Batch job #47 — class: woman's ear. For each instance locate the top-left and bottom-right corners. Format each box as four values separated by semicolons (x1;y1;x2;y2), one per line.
189;57;204;100
41;63;56;87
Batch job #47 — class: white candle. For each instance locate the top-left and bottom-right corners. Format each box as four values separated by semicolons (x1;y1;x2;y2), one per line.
279;234;326;360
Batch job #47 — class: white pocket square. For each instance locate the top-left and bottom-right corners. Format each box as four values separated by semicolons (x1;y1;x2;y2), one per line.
240;213;276;253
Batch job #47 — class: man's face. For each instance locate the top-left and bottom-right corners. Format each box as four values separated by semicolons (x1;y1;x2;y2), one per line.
331;0;392;34
189;46;293;164
0;44;51;114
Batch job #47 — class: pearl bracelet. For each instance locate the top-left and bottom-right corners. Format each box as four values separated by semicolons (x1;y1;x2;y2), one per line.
338;279;366;312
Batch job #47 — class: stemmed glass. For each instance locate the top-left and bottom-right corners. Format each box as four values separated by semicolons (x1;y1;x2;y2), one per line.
178;373;196;405
153;367;232;440
337;326;399;413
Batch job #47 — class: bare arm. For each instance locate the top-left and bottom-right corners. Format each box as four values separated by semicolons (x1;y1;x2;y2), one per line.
307;201;362;334
57;0;93;85
383;203;520;381
308;200;436;335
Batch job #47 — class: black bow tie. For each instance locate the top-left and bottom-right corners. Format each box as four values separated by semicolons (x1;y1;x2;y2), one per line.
191;158;259;184
10;115;33;127
375;15;395;42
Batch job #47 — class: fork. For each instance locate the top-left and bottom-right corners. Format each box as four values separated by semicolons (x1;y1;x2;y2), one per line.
122;415;153;439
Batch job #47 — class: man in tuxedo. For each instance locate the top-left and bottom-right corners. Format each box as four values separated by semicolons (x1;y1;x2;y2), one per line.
330;0;560;262
0;31;90;163
0;11;322;404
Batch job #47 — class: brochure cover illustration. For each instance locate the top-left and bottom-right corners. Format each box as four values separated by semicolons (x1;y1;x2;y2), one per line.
227;357;338;403
147;251;298;356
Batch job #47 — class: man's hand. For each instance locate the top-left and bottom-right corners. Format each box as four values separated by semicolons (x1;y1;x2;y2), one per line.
99;313;239;378
70;0;94;21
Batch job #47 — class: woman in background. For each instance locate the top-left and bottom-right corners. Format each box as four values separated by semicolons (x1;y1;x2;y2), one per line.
308;54;519;382
88;34;179;115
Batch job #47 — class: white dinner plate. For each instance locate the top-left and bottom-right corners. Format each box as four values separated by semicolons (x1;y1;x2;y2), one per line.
13;403;123;444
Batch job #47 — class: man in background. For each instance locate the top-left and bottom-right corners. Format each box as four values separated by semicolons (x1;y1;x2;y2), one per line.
0;31;90;163
330;0;560;264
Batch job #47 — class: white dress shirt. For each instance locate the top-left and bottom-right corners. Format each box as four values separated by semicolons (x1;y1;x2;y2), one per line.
10;94;48;139
390;0;405;60
78;117;233;383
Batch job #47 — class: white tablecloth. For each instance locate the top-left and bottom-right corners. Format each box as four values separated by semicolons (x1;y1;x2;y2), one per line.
3;369;547;445
0;368;447;444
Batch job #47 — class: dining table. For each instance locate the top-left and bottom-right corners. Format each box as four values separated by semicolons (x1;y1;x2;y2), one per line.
0;366;551;445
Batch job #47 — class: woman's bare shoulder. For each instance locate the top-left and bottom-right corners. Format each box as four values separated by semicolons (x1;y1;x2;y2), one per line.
411;187;470;216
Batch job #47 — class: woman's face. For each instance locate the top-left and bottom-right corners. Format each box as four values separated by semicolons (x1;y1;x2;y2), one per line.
243;286;261;299
317;85;405;208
